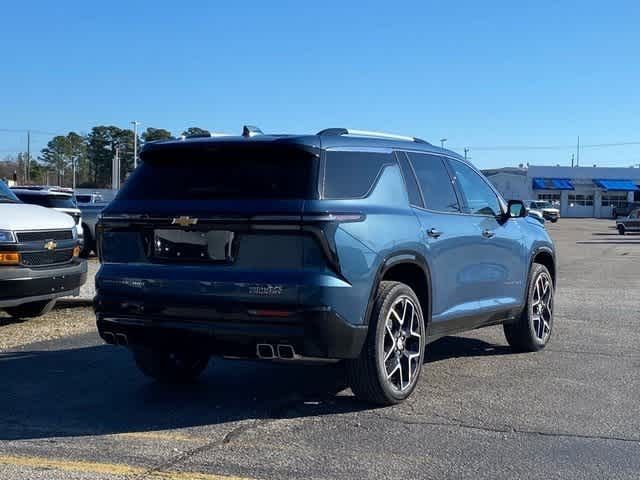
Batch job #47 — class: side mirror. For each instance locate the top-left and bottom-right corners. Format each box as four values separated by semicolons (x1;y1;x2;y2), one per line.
506;200;527;218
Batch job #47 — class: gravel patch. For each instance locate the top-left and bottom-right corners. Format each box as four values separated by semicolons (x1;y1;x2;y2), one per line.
0;305;95;351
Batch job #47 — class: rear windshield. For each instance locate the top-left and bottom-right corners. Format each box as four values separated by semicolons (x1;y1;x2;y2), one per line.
118;144;319;200
0;182;19;203
15;193;77;208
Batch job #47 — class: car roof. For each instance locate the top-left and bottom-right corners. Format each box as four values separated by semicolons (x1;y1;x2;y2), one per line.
11;187;73;197
141;130;467;163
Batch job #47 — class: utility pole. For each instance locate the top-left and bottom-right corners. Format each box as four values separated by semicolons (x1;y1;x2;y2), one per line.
72;156;76;190
112;145;121;190
26;130;30;184
571;154;575;168
132;121;139;169
464;147;469;161
440;138;447;148
576;136;580;167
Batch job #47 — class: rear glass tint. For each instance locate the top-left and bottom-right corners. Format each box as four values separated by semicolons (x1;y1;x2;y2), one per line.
323;151;395;199
119;144;319;200
16;193;77;209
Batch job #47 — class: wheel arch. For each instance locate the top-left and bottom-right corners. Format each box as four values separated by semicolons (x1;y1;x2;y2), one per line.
531;246;556;286
364;251;432;327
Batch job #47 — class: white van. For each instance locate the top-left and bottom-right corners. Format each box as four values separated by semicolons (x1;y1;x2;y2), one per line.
0;181;87;317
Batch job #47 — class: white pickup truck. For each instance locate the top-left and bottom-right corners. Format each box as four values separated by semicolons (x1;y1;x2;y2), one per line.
0;181;87;317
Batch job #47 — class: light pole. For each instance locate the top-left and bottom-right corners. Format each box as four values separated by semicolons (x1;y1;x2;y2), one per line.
440;138;447;148
132;121;139;169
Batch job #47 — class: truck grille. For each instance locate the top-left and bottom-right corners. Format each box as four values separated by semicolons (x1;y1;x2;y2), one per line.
16;230;74;242
21;249;75;267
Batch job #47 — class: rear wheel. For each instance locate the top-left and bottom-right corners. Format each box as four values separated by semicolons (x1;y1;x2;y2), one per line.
4;300;56;318
504;263;554;352
132;347;210;383
346;281;425;405
618;225;626;235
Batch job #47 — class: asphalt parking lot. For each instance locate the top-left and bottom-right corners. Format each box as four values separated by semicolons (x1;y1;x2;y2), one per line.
0;219;638;479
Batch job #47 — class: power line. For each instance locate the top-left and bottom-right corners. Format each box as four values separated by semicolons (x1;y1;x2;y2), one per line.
452;141;640;151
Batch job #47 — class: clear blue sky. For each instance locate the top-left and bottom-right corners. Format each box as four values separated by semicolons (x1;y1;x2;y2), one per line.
1;1;639;168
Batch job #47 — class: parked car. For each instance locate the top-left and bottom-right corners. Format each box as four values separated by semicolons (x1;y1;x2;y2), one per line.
75;192;105;205
0;181;87;317
525;200;560;223
11;187;84;244
616;208;640;234
76;200;109;258
94;126;556;405
612;201;640;219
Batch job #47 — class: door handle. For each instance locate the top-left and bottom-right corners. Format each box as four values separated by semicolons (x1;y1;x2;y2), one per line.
482;229;495;238
426;228;443;239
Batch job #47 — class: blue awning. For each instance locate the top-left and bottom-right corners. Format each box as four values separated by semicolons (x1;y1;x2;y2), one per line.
532;178;575;190
593;179;639;191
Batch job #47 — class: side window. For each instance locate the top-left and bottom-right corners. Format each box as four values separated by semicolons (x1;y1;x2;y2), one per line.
448;160;502;216
407;153;460;212
396;151;423;207
323;151;394;199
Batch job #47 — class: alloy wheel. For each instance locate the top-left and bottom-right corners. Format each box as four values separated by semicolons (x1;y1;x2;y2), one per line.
531;272;553;342
382;295;423;392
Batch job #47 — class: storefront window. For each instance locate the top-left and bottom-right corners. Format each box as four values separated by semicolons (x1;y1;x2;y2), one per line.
537;193;561;206
601;193;628;208
568;194;594;207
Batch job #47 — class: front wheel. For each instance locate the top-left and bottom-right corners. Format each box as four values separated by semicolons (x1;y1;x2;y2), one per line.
4;300;56;318
346;281;426;405
132;347;210;383
504;263;554;352
618;225;626;235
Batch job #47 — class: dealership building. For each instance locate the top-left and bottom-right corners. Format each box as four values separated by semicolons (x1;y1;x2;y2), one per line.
485;165;640;218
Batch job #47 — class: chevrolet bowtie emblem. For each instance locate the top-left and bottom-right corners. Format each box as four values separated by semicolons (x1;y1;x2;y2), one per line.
44;240;57;251
172;216;198;227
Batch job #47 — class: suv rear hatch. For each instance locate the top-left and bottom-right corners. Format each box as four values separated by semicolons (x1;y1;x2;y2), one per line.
97;140;332;318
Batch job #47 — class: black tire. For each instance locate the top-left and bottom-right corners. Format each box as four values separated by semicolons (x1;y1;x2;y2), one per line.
132;347;210;383
4;300;56;318
346;281;426;405
80;224;93;258
504;263;554;352
550;218;558;223
618;225;626;235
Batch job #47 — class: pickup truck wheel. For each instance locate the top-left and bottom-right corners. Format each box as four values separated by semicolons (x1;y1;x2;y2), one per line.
617;225;626;235
80;224;93;258
550;218;558;223
132;347;209;383
504;263;554;352
4;300;56;318
346;281;425;405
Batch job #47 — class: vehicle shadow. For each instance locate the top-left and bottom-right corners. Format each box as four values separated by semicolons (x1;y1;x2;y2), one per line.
576;240;640;245
0;335;513;441
426;336;512;363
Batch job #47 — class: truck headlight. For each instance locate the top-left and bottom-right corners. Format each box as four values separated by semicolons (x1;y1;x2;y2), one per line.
0;230;16;243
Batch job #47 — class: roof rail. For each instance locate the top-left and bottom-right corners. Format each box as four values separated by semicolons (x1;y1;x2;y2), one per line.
317;128;429;144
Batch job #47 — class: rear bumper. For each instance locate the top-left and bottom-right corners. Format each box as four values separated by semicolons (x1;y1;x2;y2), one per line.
95;296;367;359
0;260;88;308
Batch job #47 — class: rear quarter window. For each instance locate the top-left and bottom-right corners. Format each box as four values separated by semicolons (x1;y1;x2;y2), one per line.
323;150;395;199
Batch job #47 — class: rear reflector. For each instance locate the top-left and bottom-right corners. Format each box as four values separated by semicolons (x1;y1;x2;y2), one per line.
0;252;21;265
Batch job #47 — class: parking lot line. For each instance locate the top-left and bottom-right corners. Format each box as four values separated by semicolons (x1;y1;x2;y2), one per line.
0;454;253;480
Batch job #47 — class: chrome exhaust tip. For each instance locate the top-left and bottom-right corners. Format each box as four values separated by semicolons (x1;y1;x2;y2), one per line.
256;344;275;359
277;344;295;360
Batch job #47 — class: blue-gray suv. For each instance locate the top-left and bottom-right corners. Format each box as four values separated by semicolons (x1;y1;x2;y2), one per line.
95;127;556;405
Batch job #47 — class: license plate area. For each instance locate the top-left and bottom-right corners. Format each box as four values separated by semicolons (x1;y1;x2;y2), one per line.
153;229;236;263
